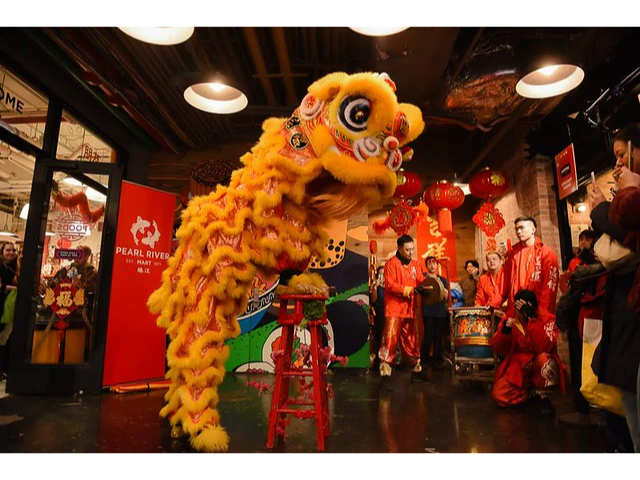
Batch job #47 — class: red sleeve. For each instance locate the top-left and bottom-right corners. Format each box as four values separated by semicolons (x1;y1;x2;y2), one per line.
491;318;513;357
384;260;406;297
475;275;488;306
525;318;558;354
610;186;640;231
537;248;559;317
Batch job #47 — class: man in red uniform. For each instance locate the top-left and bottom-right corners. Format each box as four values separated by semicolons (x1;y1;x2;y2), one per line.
379;234;426;387
503;216;559;320
490;289;566;415
475;251;505;309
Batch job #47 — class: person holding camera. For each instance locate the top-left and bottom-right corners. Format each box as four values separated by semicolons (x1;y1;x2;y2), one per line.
489;289;566;416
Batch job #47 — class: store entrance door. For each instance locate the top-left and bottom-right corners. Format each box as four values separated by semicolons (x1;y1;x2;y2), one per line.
8;159;122;395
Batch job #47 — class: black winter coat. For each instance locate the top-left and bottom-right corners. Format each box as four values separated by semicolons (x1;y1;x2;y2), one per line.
591;202;640;392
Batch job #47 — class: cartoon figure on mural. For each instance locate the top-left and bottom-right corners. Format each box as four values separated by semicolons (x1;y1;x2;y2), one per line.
147;71;425;452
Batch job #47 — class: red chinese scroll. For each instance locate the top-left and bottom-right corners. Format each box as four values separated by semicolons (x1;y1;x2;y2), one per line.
416;215;458;281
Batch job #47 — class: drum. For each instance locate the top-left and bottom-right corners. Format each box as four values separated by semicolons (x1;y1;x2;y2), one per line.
451;307;494;359
420;276;445;306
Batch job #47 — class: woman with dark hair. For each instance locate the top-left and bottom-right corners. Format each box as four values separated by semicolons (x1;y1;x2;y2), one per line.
0;241;19;380
588;123;640;452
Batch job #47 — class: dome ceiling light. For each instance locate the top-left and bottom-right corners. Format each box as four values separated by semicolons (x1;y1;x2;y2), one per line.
348;27;409;37
118;27;194;46
516;63;585;99
184;80;248;114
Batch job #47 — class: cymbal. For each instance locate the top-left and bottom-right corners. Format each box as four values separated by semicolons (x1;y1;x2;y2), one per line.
420;276;445;306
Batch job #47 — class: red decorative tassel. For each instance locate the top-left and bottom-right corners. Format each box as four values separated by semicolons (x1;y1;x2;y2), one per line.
437;209;452;234
54;191;106;223
372;218;391;235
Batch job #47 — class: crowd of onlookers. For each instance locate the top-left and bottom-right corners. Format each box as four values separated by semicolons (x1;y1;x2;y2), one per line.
369;123;640;453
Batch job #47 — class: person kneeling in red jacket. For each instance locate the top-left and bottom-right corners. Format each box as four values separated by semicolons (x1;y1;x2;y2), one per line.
490;289;566;415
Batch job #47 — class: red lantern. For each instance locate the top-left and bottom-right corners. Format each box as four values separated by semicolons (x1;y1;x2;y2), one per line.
393;170;422;199
469;167;509;200
422;181;464;234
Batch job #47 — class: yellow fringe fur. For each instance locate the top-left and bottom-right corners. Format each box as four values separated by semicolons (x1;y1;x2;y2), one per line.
148;71;424;452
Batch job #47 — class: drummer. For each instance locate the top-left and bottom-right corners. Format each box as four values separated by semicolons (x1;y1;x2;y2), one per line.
420;256;449;369
474;251;506;310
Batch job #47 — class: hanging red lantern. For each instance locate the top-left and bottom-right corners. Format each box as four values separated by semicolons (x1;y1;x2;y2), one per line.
469;167;509;238
393;170;422;199
422;181;464;234
469;167;509;200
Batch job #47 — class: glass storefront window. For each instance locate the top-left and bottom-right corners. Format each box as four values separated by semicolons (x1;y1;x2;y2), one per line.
0;139;35;244
30;171;109;365
0;63;49;150
57;111;116;163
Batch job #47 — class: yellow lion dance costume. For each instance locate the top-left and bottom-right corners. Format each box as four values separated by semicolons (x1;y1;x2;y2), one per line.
148;72;424;452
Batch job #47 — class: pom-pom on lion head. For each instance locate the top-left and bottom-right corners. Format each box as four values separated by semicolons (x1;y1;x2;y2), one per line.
274;71;424;219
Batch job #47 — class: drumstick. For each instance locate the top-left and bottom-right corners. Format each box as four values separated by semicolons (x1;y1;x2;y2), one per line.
629;140;635;174
591;171;596;184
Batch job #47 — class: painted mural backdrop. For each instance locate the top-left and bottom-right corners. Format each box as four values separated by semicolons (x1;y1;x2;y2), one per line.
225;210;370;371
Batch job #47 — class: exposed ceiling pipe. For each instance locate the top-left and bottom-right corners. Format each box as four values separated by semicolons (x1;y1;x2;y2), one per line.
272;27;299;106
460;99;533;181
451;27;485;83
242;28;278;106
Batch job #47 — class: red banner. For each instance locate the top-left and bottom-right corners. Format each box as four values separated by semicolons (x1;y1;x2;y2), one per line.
416;216;458;282
102;181;176;387
555;144;578;200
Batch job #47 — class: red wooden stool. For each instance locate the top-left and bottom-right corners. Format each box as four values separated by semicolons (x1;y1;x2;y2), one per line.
267;294;331;451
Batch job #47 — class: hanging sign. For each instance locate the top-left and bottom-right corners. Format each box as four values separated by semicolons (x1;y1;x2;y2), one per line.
555;144;578;200
103;181;176;387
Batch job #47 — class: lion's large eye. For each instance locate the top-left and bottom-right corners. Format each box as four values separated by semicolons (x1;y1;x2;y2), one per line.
338;96;371;132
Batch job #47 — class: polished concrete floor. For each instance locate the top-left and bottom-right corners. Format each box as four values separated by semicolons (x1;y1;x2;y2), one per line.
0;366;608;453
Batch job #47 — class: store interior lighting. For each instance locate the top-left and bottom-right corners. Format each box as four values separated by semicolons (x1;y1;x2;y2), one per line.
184;81;248;114
516;63;585;99
117;27;194;46
348;27;409;37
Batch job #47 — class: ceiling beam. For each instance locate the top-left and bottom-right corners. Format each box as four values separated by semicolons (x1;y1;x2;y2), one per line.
242;28;278;106
272;27;299;106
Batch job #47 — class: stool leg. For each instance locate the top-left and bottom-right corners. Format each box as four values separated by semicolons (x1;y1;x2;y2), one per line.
267;324;293;449
309;324;326;451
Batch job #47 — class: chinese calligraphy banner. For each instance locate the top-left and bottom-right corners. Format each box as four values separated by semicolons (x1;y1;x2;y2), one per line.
102;181;176;387
416;216;458;281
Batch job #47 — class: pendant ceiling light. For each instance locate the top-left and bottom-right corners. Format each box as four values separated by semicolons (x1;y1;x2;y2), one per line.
515;38;585;99
118;27;194;46
183;76;248;114
19;203;29;219
348;27;409;37
516;64;585;99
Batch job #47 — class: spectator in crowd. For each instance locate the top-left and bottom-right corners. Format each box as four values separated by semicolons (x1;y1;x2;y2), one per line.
420;256;449;370
460;259;480;306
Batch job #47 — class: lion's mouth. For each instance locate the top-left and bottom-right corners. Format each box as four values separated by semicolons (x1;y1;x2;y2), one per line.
305;171;371;220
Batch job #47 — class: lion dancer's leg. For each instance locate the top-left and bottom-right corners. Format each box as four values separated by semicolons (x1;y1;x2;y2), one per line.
148;189;255;452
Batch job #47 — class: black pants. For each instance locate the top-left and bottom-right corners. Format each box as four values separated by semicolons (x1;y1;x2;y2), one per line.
422;315;448;362
568;323;590;414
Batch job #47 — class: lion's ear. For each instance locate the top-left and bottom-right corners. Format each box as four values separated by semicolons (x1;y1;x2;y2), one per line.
308;72;349;100
398;103;425;145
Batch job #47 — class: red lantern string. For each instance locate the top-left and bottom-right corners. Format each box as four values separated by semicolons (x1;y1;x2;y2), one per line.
54;191;106;223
